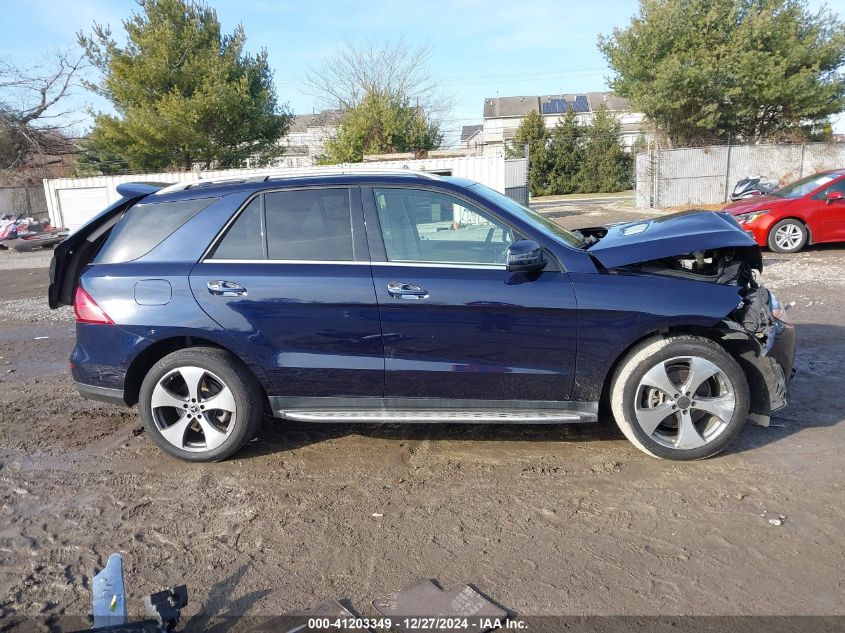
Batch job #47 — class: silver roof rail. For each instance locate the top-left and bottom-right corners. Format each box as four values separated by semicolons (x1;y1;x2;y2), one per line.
153;167;441;195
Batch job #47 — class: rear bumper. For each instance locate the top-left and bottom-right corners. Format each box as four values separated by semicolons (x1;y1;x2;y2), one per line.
75;382;127;407
70;322;150;394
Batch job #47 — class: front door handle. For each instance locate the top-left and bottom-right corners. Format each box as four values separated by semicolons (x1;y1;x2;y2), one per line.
387;281;429;300
207;280;247;297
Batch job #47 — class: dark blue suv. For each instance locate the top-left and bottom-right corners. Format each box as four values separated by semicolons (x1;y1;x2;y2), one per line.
48;171;795;462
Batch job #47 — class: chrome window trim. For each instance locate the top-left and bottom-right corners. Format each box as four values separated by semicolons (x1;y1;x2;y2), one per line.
201;185;358;262
378;261;506;270
197;259;506;270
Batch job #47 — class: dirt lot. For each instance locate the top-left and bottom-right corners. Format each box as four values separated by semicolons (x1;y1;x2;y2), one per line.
1;204;843;629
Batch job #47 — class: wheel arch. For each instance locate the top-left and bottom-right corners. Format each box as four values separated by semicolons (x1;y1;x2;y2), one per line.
768;215;814;245
123;335;270;407
597;323;770;424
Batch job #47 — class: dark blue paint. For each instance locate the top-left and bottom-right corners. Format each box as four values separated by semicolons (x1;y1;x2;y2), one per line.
371;265;577;399
587;210;761;270
568;272;745;400
189;262;384;397
134;279;172;305
56;173;790;412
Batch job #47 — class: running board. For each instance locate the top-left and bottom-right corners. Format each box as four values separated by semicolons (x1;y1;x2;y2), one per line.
268;397;598;424
279;410;594;423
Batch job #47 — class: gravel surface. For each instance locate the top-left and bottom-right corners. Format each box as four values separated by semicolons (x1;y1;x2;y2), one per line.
0;250;53;271
0;206;843;629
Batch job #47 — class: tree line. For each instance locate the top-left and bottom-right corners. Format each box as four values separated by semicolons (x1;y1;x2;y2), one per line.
509;108;633;196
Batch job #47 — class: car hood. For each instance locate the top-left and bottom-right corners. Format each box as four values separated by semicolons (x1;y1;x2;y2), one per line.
722;195;786;213
584;209;762;270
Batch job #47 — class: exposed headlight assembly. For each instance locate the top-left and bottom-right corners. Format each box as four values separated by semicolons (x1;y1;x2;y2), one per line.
768;290;790;324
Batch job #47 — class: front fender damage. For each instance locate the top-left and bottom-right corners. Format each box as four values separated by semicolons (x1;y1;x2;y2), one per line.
718;287;794;427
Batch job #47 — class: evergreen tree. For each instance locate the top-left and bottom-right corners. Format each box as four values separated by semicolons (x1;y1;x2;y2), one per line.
599;0;845;144
577;107;632;193
509;110;550;195
546;109;583;194
79;0;291;171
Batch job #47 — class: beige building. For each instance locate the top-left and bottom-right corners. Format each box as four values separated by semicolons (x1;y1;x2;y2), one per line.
474;92;645;156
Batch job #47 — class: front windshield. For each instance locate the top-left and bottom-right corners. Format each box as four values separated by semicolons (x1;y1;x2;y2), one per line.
774;173;838;199
469;183;585;248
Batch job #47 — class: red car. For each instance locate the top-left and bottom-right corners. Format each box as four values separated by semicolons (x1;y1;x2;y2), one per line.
723;170;845;253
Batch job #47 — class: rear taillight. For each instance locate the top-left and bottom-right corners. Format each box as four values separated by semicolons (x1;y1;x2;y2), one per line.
73;286;114;324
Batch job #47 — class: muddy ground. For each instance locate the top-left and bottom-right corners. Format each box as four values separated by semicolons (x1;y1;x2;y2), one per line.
0;204;843;630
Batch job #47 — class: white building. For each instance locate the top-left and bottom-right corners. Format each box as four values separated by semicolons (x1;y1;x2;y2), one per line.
257;110;343;168
460;124;483;153
479;92;645;156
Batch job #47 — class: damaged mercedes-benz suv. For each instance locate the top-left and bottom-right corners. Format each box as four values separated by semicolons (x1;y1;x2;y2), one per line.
48;172;795;462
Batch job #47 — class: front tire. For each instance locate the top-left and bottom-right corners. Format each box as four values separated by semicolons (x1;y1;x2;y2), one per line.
768;218;807;253
610;336;750;460
139;347;263;462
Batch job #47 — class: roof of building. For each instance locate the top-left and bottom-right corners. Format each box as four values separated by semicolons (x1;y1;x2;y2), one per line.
483;92;631;118
483;96;540;119
287;110;343;133
460;124;483;141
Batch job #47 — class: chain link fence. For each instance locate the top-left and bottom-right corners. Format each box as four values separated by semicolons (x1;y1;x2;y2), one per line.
636;141;845;208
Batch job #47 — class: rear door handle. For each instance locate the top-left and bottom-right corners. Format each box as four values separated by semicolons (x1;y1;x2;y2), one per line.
387;282;429;300
207;280;247;297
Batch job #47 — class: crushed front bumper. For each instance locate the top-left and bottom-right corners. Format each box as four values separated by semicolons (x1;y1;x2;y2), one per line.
762;321;796;412
733;319;795;426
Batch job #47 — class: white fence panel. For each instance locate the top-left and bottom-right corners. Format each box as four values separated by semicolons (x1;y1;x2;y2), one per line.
43;156;523;230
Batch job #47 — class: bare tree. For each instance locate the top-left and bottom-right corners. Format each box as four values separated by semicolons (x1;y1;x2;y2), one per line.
304;39;453;119
0;50;85;185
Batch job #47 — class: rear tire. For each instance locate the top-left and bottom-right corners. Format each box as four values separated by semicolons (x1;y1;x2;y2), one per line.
768;218;807;253
610;336;749;460
139;347;263;462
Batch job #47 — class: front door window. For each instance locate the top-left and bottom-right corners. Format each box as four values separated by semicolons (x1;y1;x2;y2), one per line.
373;188;515;265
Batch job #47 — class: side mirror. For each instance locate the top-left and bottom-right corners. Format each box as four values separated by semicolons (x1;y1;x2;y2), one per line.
826;191;844;203
506;239;546;273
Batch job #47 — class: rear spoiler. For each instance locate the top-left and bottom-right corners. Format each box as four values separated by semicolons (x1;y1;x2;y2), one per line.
115;182;170;198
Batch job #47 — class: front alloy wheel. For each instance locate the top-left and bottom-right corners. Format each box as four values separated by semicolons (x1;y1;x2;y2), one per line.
634;356;735;450
611;336;750;460
768;219;807;253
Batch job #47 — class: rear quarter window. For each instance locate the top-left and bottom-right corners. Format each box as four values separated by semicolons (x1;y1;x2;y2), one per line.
94;197;215;264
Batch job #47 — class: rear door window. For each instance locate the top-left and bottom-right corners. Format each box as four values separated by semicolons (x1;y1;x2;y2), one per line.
264;189;354;260
95;197;214;264
208;188;355;261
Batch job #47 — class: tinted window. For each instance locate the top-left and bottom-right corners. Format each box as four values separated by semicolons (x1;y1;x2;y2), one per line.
814;177;845;200
775;173;838;199
469;183;585;248
264;189;353;260
209;197;264;259
373;188;514;265
95;197;214;264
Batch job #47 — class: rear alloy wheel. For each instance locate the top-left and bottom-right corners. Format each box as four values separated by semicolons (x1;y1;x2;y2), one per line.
768;219;807;253
610;336;750;460
139;347;263;462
